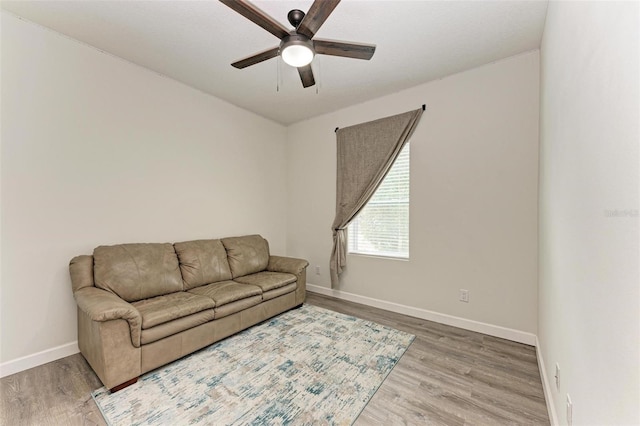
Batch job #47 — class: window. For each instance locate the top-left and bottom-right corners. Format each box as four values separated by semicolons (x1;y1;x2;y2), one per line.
348;143;410;259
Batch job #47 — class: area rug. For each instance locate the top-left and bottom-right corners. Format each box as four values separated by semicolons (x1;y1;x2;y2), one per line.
92;304;414;425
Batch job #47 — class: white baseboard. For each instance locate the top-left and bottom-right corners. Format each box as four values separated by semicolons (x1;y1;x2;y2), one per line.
307;283;537;346
536;337;559;426
0;341;79;378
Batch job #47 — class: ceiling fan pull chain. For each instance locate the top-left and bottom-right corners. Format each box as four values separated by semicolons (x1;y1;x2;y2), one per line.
276;55;281;92
315;59;320;95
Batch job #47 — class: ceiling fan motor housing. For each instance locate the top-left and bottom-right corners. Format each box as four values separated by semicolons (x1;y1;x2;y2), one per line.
287;9;305;28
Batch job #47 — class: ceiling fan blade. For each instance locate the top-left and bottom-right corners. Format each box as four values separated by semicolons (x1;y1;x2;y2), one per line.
314;39;376;60
296;0;341;39
219;0;289;40
231;46;280;69
298;65;316;88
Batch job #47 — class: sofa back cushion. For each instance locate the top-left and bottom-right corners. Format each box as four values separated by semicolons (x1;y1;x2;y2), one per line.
221;235;270;278
174;239;232;290
93;243;182;302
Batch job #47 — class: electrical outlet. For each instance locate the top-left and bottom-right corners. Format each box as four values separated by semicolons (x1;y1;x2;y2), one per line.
566;394;573;426
555;363;560;390
459;289;469;303
315;266;320;275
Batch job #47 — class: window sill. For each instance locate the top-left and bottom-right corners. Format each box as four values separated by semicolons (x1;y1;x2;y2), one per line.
347;252;409;262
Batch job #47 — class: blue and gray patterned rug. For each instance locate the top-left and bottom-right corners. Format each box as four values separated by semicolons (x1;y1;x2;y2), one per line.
92;304;414;425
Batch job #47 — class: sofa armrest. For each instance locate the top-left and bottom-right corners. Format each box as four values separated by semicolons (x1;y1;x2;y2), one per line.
69;255;94;292
267;256;309;275
74;287;142;347
268;256;308;305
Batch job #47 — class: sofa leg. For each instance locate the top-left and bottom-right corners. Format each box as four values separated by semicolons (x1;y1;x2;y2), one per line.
110;377;138;393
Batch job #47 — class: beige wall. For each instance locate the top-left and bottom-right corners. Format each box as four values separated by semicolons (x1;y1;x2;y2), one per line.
287;51;540;334
538;2;639;424
0;13;288;364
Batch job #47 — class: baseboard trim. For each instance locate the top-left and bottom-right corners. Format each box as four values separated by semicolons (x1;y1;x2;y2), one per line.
536;337;559;426
307;283;537;345
0;341;79;378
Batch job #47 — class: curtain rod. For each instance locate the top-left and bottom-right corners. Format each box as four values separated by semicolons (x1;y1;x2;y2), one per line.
335;104;426;133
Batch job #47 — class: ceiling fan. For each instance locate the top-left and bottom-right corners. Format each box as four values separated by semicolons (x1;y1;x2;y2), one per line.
219;0;376;88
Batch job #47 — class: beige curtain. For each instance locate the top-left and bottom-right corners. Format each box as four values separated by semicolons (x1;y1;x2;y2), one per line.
330;108;424;286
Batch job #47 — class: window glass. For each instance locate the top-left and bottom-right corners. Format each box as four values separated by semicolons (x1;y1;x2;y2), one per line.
348;143;410;259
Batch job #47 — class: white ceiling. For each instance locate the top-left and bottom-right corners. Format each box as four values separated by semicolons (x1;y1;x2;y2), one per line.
2;0;548;125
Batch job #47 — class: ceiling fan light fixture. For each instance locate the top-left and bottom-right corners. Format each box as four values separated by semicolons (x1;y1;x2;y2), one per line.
280;34;315;67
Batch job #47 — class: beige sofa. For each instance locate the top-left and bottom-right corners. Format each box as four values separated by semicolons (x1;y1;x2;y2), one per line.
69;234;308;391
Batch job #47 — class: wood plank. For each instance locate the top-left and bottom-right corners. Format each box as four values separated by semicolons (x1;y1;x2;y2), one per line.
0;354;105;425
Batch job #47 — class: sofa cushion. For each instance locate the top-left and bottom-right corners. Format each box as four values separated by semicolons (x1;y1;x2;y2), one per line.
214;295;262;319
140;310;216;345
188;280;262;306
233;271;296;292
221;235;270;278
262;282;297;301
94;243;182;302
174;239;232;290
132;292;215;329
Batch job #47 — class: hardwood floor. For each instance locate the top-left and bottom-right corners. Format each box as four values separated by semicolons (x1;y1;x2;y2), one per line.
0;352;104;425
0;292;550;425
309;294;550;425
